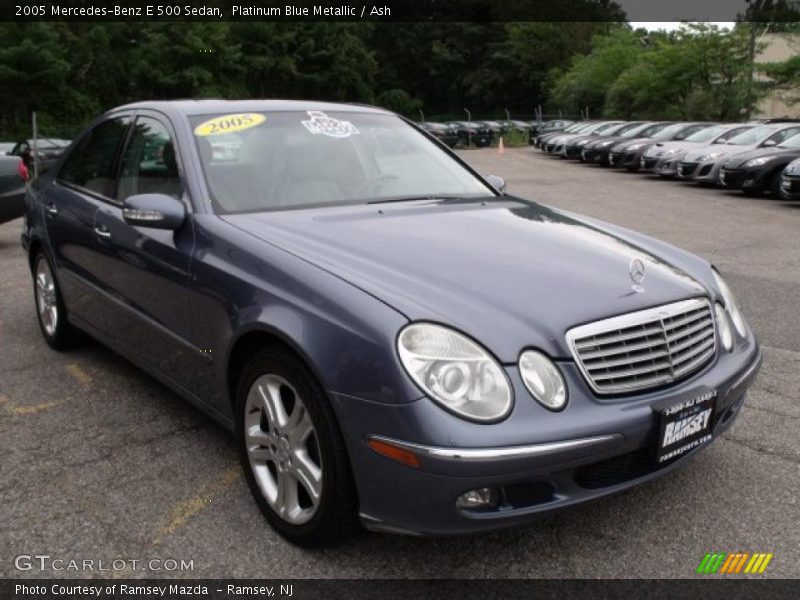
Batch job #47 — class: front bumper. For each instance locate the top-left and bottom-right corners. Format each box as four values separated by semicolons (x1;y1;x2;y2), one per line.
720;167;770;192
678;159;724;183
609;149;644;169
781;174;800;199
336;342;762;536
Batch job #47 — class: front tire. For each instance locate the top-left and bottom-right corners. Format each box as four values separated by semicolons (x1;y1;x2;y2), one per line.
235;347;358;546
33;252;83;350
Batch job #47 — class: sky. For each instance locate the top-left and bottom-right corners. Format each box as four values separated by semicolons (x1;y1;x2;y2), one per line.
630;22;736;32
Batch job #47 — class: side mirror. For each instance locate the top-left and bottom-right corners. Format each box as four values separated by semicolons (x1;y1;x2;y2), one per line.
761;139;777;147
122;193;186;230
485;174;506;193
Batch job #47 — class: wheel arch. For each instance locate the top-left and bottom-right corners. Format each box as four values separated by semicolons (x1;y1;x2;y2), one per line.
225;324;331;416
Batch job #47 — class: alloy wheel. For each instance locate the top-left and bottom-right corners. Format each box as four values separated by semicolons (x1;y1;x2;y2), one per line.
244;374;323;525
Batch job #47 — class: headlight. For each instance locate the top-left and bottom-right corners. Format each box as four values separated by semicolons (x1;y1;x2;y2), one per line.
698;152;725;162
577;139;590;146
600;140;615;147
715;303;734;352
626;143;644;151
743;156;773;168
712;271;748;339
397;323;512;422
519;350;567;411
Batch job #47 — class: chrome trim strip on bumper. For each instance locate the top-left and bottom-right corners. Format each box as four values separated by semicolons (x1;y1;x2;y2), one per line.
730;348;763;392
367;434;622;462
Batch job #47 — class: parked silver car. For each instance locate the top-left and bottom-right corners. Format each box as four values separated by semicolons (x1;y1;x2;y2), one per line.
677;124;800;184
642;124;755;178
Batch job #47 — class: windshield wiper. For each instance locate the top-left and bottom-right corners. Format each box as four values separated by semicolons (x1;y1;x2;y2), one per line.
367;194;469;205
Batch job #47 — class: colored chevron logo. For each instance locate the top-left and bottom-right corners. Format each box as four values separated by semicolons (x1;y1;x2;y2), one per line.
697;552;773;574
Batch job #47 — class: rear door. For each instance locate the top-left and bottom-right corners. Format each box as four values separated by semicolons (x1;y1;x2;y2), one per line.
43;115;132;325
92;112;200;388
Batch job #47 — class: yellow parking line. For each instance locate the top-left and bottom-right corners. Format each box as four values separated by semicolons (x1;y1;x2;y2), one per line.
0;393;63;415
153;465;241;545
10;401;63;415
66;363;93;386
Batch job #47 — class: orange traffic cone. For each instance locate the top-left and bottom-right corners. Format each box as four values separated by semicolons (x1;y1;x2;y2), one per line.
498;136;505;155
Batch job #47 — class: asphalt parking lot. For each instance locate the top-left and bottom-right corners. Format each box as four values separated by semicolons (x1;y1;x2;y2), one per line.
1;148;799;579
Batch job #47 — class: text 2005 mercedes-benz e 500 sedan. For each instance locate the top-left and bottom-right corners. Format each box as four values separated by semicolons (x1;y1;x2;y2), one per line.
21;101;762;545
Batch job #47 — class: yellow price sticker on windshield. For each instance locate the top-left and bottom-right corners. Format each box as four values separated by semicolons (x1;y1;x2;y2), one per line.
194;113;266;136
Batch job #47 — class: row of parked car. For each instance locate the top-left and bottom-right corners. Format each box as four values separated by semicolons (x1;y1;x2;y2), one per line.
420;119;537;148
532;119;800;200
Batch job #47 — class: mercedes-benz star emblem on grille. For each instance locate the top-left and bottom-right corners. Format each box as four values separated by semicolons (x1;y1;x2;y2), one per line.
629;258;646;292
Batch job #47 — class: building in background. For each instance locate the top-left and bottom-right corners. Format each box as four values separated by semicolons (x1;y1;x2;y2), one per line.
755;33;800;119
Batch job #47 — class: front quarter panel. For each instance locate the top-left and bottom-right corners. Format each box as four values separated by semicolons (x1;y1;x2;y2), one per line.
188;214;418;421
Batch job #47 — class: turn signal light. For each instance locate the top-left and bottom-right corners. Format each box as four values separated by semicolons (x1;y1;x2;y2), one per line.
367;438;421;468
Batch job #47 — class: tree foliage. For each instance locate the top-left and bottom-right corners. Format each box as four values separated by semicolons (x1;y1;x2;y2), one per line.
551;23;772;120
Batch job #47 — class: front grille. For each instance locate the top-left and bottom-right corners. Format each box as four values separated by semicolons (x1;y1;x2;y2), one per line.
566;298;716;395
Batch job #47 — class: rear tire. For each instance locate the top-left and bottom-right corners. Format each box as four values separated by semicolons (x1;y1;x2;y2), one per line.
32;252;84;351
235;347;358;546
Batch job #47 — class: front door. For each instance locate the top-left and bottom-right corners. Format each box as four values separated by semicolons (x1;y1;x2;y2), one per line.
42;116;131;326
92;114;202;390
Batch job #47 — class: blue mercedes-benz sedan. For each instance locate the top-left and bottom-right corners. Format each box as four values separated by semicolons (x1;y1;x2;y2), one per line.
21;100;762;545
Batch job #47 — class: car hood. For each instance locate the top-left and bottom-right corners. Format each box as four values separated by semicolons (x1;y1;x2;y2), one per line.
723;147;800;168
682;143;757;162
643;140;701;158
611;137;655;152
223;198;710;361
784;158;800;175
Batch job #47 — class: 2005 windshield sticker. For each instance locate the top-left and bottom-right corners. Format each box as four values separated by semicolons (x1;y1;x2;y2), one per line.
194;113;266;137
301;111;359;138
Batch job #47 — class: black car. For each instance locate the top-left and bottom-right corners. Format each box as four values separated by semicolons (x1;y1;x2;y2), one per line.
529;119;573;144
719;131;800;195
419;122;459;148
780;158;800;199
564;121;644;160
581;122;663;166
449;121;494;147
609;123;715;171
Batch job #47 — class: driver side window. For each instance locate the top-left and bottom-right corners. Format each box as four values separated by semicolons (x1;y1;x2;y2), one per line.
117;116;183;203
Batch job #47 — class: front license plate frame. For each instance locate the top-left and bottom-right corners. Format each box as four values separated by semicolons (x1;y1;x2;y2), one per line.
656;390;716;463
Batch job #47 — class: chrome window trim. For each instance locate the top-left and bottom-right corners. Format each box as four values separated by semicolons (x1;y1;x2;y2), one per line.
566;297;717;396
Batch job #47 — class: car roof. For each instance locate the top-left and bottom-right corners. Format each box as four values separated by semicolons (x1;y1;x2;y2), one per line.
110;99;392;118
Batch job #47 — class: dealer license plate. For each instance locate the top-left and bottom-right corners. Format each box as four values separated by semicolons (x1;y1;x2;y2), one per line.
656;390;716;463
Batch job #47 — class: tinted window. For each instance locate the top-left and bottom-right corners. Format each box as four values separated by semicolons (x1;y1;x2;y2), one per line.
714;126;751;143
59;117;130;197
117;116;182;202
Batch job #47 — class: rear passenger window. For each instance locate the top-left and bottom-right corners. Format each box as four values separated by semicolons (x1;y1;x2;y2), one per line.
117;117;183;202
59;117;130;197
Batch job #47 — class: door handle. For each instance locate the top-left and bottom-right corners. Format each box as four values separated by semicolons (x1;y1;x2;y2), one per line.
93;225;112;240
45;204;58;217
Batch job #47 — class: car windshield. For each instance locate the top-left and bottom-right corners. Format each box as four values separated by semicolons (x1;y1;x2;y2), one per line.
618;122;651;138
726;126;773;145
652;123;693;140
591;122;622;134
778;133;800;148
600;122;633;136
191;111;493;213
685;125;727;143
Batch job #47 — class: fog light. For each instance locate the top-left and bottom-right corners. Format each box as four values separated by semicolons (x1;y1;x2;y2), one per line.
456;487;497;510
